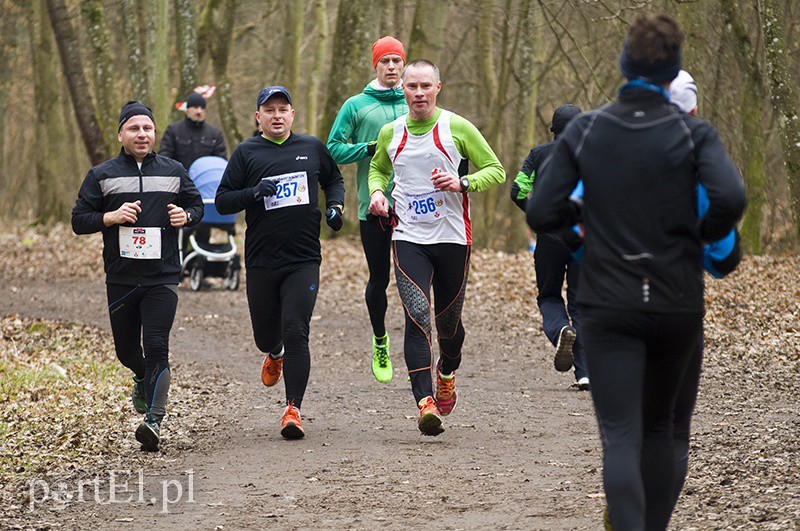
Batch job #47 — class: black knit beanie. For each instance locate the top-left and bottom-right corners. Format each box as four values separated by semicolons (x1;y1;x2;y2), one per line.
550;104;582;136
118;101;155;131
185;92;206;108
619;44;682;84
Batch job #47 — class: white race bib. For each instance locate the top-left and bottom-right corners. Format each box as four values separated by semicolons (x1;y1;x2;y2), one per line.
404;190;448;223
263;172;310;211
119;227;161;259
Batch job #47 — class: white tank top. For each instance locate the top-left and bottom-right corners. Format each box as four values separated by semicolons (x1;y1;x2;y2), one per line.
386;110;471;245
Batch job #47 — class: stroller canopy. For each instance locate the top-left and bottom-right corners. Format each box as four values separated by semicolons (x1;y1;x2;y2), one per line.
188;156;236;225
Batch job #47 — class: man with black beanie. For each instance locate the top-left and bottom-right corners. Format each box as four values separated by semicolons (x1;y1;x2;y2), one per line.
528;15;746;530
159;92;227;170
511;104;588;390
72;100;204;452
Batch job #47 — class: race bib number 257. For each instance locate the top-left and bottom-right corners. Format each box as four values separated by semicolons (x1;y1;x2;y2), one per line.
263;172;310;211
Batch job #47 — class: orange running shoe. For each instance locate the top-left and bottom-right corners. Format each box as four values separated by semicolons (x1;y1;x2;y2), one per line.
417;396;445;436
280;402;305;439
435;369;458;416
261;355;283;387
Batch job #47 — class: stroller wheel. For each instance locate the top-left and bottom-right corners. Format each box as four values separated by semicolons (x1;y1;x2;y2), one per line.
190;267;204;291
224;268;240;291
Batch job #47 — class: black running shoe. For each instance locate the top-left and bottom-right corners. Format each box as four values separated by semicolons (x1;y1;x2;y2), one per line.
554;326;576;372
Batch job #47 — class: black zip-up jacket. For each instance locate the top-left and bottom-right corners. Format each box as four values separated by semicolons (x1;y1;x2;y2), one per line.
72;149;204;286
215;132;345;269
527;88;747;313
159;117;227;170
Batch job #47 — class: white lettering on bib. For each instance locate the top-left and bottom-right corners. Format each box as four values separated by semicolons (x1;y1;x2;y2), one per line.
405;190;448;223
119;227;161;259
263;172;310;211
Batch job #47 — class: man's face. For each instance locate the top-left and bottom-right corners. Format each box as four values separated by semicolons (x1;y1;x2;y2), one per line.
376;54;404;88
402;65;441;120
256;96;295;140
186;105;206;122
118;115;156;162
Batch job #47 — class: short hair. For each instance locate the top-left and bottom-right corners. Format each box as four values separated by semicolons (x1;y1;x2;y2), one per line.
402;59;441;83
625;14;684;63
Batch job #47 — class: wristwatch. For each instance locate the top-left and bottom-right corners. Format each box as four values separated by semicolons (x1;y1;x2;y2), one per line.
459;176;470;193
186;211;192;223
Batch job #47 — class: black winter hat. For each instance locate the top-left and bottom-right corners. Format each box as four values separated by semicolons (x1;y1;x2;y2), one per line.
185;92;207;108
118;100;155;131
550;104;581;136
619;43;682;84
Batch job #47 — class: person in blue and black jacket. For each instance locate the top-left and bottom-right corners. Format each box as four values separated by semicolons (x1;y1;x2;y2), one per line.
528;15;746;530
72;101;204;452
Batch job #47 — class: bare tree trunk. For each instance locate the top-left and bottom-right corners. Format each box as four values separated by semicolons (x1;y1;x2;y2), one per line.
762;0;800;238
721;0;767;254
0;0;20;198
204;0;243;148
284;0;304;108
306;0;328;136
319;0;378;140
146;0;169;140
45;0;107;166
173;0;198;121
407;0;447;64
80;0;116;152
121;0;148;101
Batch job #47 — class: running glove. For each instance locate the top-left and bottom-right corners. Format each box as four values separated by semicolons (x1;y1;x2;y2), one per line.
366;142;377;156
254;179;278;200
326;205;343;231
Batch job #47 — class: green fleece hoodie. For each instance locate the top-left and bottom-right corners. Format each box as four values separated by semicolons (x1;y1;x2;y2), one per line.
327;81;408;220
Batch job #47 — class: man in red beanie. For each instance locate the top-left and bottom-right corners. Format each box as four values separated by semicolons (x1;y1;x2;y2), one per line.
327;36;408;383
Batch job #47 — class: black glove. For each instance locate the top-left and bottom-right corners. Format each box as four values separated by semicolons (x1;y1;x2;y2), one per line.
325;205;343;231
254;179;278;200
366;142;376;156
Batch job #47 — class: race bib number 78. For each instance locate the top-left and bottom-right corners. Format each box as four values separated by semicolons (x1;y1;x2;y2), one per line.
119;226;161;259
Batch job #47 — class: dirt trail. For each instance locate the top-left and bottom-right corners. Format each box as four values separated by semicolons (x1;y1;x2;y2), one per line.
3;235;799;530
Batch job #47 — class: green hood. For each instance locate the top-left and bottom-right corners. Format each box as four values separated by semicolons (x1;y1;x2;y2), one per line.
362;81;406;103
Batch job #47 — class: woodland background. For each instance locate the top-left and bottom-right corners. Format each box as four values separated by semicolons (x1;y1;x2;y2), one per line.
1;0;799;252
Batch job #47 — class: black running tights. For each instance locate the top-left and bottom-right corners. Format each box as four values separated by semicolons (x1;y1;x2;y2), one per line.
360;220;392;338
393;241;470;404
581;307;702;531
246;263;319;409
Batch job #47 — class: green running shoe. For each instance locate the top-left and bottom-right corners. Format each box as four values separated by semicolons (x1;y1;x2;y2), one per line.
135;415;160;452
371;334;393;382
132;376;148;414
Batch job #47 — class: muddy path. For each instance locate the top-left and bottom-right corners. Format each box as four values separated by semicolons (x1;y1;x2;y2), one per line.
3;233;799;530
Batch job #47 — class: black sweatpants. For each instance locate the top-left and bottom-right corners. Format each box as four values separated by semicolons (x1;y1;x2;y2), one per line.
582;307;702;531
107;283;177;423
360;220;392;338
246;263;319;409
534;233;587;380
393;241;470;404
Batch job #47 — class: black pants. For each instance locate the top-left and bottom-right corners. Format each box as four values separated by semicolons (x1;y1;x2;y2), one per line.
582;307;702;531
246;263;319;409
107;283;177;422
360;220;392;338
393;241;470;403
534;233;587;380
671;330;703;508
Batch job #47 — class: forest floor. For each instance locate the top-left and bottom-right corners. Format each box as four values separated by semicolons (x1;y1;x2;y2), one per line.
1;225;799;530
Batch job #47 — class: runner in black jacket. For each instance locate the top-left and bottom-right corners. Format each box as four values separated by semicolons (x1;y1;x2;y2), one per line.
527;15;746;531
215;86;344;439
511;104;588;388
72;101;204;452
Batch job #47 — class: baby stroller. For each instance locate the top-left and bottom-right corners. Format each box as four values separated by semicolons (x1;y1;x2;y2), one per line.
179;156;241;291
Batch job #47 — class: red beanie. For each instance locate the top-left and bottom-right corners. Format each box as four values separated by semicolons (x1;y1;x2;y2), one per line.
372;36;406;68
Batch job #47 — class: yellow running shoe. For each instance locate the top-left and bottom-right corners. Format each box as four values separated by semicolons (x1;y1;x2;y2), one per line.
371;334;393;382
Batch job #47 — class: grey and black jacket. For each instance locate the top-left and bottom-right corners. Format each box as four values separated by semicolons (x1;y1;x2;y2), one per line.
72;149;204;286
159;117;226;170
